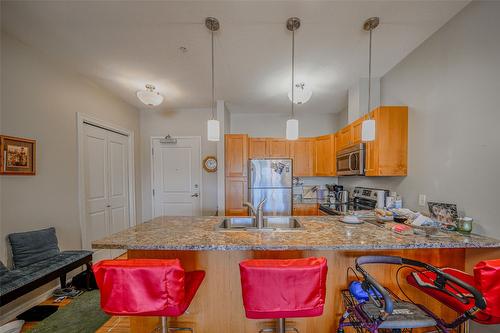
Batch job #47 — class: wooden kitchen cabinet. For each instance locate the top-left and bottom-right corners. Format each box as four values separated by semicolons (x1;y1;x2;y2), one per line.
225;177;248;216
289;138;314;176
351;117;364;144
336;126;352;151
248;138;268;159
225;134;248;177
314;134;336;176
293;203;319;216
364;106;408;176
267;139;290;158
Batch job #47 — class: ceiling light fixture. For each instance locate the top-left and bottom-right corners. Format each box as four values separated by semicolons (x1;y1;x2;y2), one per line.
361;17;379;142
288;82;312;105
286;17;301;141
206;17;220;142
136;84;163;107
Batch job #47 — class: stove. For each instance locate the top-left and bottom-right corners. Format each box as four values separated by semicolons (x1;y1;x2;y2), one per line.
319;186;389;215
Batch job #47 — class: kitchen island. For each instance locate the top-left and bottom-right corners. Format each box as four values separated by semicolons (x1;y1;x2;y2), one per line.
93;216;500;333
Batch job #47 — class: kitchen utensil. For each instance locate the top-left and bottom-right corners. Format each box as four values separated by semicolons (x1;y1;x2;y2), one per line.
337;190;349;203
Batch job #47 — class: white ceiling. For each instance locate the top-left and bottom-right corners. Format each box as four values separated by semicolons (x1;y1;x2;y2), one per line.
1;1;469;114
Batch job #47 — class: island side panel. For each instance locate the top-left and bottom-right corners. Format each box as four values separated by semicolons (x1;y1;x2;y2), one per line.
127;248;465;333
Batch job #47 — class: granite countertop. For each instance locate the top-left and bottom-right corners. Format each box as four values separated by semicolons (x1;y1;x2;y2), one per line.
91;216;500;251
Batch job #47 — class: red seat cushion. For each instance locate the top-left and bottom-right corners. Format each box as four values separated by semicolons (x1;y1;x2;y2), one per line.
93;259;205;317
406;260;500;325
239;257;328;319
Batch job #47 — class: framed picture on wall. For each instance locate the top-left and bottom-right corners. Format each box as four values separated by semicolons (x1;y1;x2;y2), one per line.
0;135;36;175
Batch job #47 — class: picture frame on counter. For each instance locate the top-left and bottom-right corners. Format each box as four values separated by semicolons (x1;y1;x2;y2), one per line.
0;135;37;175
428;201;458;224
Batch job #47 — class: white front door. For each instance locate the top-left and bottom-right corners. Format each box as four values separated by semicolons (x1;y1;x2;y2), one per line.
152;137;201;217
83;123;129;260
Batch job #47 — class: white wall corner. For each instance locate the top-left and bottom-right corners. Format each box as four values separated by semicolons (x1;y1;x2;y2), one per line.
216;100;227;215
348;78;380;124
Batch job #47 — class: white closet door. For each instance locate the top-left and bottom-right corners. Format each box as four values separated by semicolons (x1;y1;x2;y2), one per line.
83;124;129;260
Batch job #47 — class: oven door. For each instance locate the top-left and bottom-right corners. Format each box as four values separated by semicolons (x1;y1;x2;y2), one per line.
336;148;365;176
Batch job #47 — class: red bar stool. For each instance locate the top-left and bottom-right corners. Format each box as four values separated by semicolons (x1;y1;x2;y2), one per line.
93;258;205;332
239;257;328;333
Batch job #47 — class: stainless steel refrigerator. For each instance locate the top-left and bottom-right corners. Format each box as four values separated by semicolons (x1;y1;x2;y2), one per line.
248;159;292;216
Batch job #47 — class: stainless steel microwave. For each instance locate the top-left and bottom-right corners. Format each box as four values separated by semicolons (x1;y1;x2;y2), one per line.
336;143;365;176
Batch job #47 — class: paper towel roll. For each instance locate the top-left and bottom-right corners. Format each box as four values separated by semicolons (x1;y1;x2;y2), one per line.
376;190;386;209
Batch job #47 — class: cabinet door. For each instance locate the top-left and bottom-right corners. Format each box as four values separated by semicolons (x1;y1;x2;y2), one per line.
314;134;336;176
248;138;267;159
225;177;248;216
351;118;364;144
293;203;319;216
336;126;352;151
290;139;314;176
225;134;248;177
267;139;290;158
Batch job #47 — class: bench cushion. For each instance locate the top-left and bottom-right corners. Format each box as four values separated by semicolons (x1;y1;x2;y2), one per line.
0;261;8;277
8;227;60;268
0;250;92;297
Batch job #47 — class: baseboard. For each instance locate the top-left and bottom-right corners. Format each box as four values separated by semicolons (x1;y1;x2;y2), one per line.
0;286;58;326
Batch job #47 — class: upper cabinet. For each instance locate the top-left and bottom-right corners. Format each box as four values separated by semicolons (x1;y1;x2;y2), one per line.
290;138;314;176
267;139;290;158
225;134;248;177
248;138;290;159
248;138;267;159
314;134;336;176
336;117;364;151
365;106;408;176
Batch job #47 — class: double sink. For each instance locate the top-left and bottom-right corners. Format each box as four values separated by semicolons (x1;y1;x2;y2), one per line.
216;216;303;231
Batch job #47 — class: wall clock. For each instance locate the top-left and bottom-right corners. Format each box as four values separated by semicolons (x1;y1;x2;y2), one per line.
203;156;217;173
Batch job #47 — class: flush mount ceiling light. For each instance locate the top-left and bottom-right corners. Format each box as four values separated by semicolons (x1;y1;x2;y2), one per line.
206;17;220;142
286;17;301;141
288;82;312;105
136;84;163;107
361;17;379;142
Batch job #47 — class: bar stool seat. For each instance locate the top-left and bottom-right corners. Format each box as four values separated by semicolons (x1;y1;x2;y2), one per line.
239;257;328;332
94;258;205;332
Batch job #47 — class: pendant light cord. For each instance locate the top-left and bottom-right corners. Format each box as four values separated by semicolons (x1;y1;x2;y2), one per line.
291;28;295;119
367;28;372;120
211;29;215;120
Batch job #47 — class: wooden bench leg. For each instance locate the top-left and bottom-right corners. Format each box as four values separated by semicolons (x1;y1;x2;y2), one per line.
85;262;92;290
60;273;67;288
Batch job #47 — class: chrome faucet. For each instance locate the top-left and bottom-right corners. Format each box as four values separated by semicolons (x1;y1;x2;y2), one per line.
244;198;267;229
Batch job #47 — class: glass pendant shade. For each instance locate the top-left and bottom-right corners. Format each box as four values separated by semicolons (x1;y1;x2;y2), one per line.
287;83;312;105
136;85;163;107
207;119;220;142
361;119;376;141
286;118;299;140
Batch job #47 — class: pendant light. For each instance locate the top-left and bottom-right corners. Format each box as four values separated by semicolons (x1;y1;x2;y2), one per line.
137;84;164;107
206;17;220;142
286;17;300;141
361;17;379;142
288;82;312;105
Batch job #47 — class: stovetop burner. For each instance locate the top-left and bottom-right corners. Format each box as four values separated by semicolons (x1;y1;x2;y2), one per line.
320;201;373;214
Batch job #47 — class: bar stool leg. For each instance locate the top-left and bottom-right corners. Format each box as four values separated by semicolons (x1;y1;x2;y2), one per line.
277;318;285;333
162;317;167;333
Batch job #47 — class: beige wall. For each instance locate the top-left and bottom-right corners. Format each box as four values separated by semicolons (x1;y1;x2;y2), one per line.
0;32;142;264
230;112;341;137
339;4;500;330
341;1;500;240
140;108;218;221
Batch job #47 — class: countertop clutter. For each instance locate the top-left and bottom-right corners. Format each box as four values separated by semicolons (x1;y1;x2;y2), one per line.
92;216;500;251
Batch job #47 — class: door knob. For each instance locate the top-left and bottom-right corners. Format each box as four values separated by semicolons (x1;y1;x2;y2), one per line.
191;193;199;197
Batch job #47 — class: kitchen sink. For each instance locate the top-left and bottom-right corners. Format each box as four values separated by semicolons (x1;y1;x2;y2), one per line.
216;217;303;231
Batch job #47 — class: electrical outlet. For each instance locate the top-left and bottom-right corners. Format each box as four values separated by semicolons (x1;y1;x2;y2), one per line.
418;194;427;206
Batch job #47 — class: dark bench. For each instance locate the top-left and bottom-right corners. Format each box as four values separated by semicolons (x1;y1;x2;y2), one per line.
0;227;92;306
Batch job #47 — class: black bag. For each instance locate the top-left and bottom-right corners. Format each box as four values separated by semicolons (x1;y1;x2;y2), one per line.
71;268;98;290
